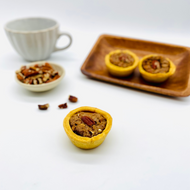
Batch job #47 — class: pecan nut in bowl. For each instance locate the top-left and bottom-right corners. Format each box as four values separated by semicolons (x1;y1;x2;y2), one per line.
63;106;112;149
15;61;65;92
105;49;139;77
138;54;176;83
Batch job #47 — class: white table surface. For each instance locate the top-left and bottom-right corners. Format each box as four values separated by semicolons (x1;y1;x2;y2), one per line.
0;0;190;189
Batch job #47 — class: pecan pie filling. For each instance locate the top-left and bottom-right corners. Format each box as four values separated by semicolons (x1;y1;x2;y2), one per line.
109;52;134;67
142;56;170;74
69;111;107;138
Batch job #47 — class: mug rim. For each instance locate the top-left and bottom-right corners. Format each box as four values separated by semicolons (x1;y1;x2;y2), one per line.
4;17;59;34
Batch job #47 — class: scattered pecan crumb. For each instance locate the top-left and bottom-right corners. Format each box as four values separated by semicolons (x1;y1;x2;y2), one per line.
38;104;49;110
81;116;95;127
58;103;68;109
69;95;78;102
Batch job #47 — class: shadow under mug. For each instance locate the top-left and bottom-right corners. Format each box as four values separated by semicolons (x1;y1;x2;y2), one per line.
4;17;72;61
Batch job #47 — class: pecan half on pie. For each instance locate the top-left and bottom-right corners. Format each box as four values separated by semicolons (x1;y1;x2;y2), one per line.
70;111;107;138
139;54;176;83
63;106;112;149
105;50;139;77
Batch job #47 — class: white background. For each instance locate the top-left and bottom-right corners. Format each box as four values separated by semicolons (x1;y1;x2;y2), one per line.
0;0;190;189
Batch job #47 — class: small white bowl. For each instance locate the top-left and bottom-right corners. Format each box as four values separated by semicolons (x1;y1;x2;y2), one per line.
15;61;65;92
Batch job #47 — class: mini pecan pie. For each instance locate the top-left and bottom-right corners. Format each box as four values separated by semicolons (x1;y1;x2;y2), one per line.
63;106;112;149
139;55;176;83
105;50;139;77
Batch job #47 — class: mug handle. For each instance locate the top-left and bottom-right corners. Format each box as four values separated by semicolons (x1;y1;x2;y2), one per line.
53;32;72;52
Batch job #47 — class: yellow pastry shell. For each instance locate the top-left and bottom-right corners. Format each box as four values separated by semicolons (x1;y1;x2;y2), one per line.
105;49;139;77
139;54;176;83
63;106;112;149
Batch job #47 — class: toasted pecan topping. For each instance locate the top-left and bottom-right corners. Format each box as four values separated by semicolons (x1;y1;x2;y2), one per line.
81;116;95;127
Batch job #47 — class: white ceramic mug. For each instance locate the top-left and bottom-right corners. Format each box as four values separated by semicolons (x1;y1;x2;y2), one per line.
4;17;72;61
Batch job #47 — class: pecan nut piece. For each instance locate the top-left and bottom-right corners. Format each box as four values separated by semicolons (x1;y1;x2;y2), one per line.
22;69;39;77
152;60;160;69
20;66;27;71
45;62;53;69
38;104;49;110
81;116;95;127
69;95;78;102
45;75;60;83
58;103;68;109
16;73;25;81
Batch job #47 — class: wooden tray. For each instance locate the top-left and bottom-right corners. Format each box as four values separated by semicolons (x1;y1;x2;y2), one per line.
81;34;190;97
